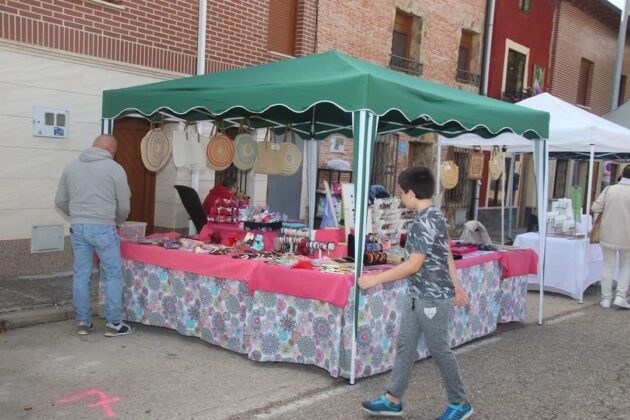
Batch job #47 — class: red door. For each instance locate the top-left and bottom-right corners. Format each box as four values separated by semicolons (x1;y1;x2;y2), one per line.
112;118;155;234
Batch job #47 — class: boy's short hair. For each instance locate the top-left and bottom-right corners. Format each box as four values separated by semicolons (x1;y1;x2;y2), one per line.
623;164;630;179
398;166;435;199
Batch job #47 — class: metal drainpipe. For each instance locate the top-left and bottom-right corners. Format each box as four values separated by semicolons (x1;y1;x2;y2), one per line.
611;0;630;112
480;0;495;96
189;0;207;235
473;0;495;221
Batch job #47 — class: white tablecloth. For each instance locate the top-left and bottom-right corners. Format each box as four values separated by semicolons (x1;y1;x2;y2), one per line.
513;232;604;300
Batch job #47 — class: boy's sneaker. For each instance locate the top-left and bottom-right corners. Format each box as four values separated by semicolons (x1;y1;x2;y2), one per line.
76;322;94;335
438;402;473;420
600;299;611;308
104;321;134;337
361;395;403;416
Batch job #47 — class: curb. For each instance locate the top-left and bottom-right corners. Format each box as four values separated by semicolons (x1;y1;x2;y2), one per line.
0;302;99;330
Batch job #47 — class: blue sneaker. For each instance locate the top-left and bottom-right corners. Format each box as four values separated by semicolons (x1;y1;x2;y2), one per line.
104;321;134;337
361;395;403;416
438;402;473;419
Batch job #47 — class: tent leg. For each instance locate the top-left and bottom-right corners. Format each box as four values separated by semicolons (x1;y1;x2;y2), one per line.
307;140;318;230
586;145;595;219
473;180;481;220
435;139;442;206
349;110;379;385
501;150;506;245
101;118;113;135
533;141;549;325
507;153;516;241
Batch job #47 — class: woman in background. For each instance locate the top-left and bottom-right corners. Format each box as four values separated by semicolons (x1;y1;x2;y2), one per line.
591;165;630;309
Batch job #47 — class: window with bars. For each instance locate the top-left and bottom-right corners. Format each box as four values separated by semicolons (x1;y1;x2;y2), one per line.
552;160;568;199
389;10;423;76
444;148;472;209
458;30;473;73
267;0;297;56
504;49;527;97
456;30;481;86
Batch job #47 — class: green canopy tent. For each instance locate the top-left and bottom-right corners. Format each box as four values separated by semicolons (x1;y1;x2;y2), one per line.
102;50;549;382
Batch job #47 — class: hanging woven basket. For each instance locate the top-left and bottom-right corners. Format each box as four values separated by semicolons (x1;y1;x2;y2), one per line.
206;133;234;171
441;160;459;189
140;128;171;172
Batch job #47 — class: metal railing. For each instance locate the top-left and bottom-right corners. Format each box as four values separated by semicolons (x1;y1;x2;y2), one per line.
501;90;530;103
455;69;481;86
389;54;423;77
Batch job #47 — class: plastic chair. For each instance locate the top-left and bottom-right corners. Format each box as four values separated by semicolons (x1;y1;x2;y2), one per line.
174;185;207;234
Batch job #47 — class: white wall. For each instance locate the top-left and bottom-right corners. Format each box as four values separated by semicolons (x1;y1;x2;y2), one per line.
0;42;180;240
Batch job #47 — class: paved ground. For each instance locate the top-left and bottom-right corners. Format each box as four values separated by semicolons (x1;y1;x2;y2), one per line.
0;271;98;330
1;300;629;419
0;245;613;420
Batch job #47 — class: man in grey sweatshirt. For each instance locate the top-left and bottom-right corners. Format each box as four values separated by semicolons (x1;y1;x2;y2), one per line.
55;134;134;337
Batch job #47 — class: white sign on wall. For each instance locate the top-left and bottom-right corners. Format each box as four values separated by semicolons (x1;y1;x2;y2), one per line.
33;107;69;138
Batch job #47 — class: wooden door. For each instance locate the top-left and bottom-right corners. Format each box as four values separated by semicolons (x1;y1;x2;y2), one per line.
112;117;155;234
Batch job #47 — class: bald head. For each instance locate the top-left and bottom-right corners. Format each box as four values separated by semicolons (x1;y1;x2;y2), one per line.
93;134;118;157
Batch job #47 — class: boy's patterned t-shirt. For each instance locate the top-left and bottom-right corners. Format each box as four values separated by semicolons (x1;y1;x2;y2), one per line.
404;206;454;299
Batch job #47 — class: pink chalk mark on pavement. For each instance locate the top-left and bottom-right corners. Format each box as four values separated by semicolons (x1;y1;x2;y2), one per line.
56;388;122;417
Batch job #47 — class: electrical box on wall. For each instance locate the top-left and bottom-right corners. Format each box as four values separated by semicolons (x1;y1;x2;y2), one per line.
32;107;69;138
31;224;65;253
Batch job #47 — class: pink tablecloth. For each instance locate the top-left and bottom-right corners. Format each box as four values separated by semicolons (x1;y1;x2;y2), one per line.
457;249;537;278
314;228;346;243
497;248;538;278
456;251;501;269
197;223;277;251
121;243;353;308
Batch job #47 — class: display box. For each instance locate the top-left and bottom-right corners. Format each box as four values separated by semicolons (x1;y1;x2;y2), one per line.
118;221;147;241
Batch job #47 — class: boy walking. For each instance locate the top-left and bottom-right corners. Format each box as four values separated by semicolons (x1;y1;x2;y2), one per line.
359;166;473;419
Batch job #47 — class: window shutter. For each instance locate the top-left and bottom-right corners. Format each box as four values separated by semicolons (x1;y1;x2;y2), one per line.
267;0;297;56
392;11;412;58
458;31;473;71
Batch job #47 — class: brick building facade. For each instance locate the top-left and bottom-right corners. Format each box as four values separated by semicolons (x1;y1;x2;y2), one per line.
550;0;630;116
0;0;319;73
1;0;488;276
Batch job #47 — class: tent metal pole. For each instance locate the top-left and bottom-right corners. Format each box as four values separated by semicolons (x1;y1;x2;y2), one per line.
101;118;113;135
501;149;506;245
507;153;516;240
435;139;442;206
586;145;595;219
349;110;378;385
307;107;317;230
473;181;480;220
580;145;596;304
538;143;549;325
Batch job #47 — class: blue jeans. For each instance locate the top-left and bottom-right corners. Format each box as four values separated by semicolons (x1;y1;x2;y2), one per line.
70;224;122;324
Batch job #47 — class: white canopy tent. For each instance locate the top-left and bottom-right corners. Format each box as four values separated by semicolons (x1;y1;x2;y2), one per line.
517;93;630;216
441;93;630;323
437;133;549;325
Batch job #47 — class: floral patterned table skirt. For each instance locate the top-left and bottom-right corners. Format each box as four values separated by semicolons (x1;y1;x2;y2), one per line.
99;259;525;379
497;275;528;323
